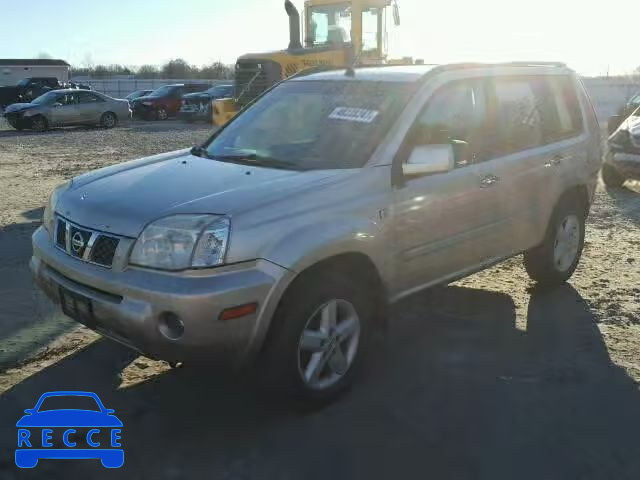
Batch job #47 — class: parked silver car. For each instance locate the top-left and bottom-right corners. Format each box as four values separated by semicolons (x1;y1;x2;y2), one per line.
3;90;130;131
31;63;602;405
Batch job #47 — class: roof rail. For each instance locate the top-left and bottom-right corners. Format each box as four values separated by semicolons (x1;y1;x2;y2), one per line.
433;61;568;73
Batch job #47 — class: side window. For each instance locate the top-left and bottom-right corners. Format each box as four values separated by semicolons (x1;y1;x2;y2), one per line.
78;92;102;103
493;78;544;155
540;76;583;141
59;93;78;105
409;79;489;167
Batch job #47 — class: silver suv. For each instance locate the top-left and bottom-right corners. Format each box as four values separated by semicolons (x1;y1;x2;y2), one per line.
31;63;602;405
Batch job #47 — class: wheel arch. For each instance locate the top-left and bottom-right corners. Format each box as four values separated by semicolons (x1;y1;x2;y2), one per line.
258;251;388;357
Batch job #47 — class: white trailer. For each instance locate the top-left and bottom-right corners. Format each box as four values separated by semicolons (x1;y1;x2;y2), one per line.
0;59;70;86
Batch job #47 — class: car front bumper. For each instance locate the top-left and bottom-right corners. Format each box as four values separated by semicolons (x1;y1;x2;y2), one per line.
606;151;640;179
31;226;291;367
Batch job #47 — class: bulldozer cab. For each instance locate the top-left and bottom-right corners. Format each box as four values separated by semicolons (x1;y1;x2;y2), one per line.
304;0;399;62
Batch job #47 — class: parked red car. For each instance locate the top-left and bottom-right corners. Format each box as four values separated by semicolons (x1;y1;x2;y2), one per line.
131;83;209;120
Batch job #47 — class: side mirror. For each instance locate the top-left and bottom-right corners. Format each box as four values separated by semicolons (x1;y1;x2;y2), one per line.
105;409;115;414
53;102;63;107
402;144;453;177
24;409;34;414
608;115;623;135
392;2;401;26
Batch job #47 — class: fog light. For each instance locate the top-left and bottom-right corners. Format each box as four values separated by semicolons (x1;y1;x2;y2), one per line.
158;312;184;340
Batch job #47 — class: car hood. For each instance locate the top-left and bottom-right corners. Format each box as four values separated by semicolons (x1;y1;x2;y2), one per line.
57;149;347;238
16;411;123;427
4;103;35;113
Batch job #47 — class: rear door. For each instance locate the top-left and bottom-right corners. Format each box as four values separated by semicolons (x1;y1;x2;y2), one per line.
484;74;586;253
76;91;105;124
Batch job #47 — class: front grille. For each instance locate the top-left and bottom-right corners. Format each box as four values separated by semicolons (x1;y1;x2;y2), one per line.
91;236;119;266
234;60;282;107
54;217;121;268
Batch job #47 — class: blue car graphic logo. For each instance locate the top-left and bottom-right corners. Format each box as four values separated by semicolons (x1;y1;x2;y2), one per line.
15;391;123;468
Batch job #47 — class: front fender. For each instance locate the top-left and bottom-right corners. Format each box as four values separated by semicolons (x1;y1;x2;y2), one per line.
262;216;389;280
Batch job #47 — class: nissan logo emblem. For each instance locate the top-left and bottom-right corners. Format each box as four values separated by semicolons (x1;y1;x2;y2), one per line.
71;232;85;253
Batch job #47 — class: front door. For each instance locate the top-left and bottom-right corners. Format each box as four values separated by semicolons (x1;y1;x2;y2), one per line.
392;78;513;296
76;91;104;124
49;92;80;126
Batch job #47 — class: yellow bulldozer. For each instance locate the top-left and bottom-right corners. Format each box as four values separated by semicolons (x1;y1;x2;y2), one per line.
213;0;408;126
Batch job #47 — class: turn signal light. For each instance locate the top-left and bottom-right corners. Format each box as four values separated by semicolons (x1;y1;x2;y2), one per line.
219;302;258;321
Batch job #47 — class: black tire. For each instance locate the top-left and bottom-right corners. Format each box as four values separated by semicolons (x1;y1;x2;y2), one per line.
100;111;117;128
601;163;625;188
30;115;48;132
156;106;168;121
523;196;586;286
261;268;373;408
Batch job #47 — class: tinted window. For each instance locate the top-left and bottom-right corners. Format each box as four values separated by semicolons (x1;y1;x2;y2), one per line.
410;79;489;167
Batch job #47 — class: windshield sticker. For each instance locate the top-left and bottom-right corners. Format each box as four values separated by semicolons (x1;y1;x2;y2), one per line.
328;107;379;124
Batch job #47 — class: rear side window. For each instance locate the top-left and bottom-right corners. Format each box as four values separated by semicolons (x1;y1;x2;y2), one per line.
493;78;544;155
540;76;583;141
492;75;583;156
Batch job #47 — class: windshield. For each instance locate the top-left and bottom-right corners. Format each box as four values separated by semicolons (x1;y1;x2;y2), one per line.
307;3;352;46
31;91;59;105
148;85;176;97
204;79;416;170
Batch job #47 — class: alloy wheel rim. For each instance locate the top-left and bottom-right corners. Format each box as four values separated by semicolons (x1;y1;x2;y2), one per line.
297;299;360;390
553;214;580;272
105;114;115;127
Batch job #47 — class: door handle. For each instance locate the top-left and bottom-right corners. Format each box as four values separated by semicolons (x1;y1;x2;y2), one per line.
545;154;568;167
479;174;500;188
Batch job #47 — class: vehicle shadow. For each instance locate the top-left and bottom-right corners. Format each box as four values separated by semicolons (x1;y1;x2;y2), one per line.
0;218;74;370
0;284;639;479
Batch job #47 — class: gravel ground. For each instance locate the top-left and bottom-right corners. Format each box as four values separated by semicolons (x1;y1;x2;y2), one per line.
0;118;638;479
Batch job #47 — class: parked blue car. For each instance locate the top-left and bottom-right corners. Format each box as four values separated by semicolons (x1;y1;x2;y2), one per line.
15;391;123;468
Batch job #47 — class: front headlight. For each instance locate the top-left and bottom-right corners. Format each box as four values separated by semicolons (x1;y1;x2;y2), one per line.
130;215;230;271
43;181;71;235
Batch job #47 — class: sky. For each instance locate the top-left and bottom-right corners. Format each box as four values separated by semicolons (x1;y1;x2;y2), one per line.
0;0;637;76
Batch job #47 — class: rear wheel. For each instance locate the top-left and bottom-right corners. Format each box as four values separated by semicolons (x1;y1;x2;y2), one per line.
100;111;117;128
30;115;48;132
523;197;585;286
156;106;168;121
261;269;372;407
602;163;625;188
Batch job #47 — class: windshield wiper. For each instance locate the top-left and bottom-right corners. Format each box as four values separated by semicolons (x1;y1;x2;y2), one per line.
211;153;299;170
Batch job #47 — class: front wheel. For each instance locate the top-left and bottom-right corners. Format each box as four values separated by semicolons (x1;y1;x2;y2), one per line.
261;270;372;407
30;115;48;132
602;163;625;188
523;198;585;286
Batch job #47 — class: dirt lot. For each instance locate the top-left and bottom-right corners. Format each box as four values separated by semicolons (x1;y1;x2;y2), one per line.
0;118;638;479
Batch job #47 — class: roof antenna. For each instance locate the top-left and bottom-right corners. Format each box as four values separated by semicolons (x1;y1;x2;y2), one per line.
345;46;364;77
